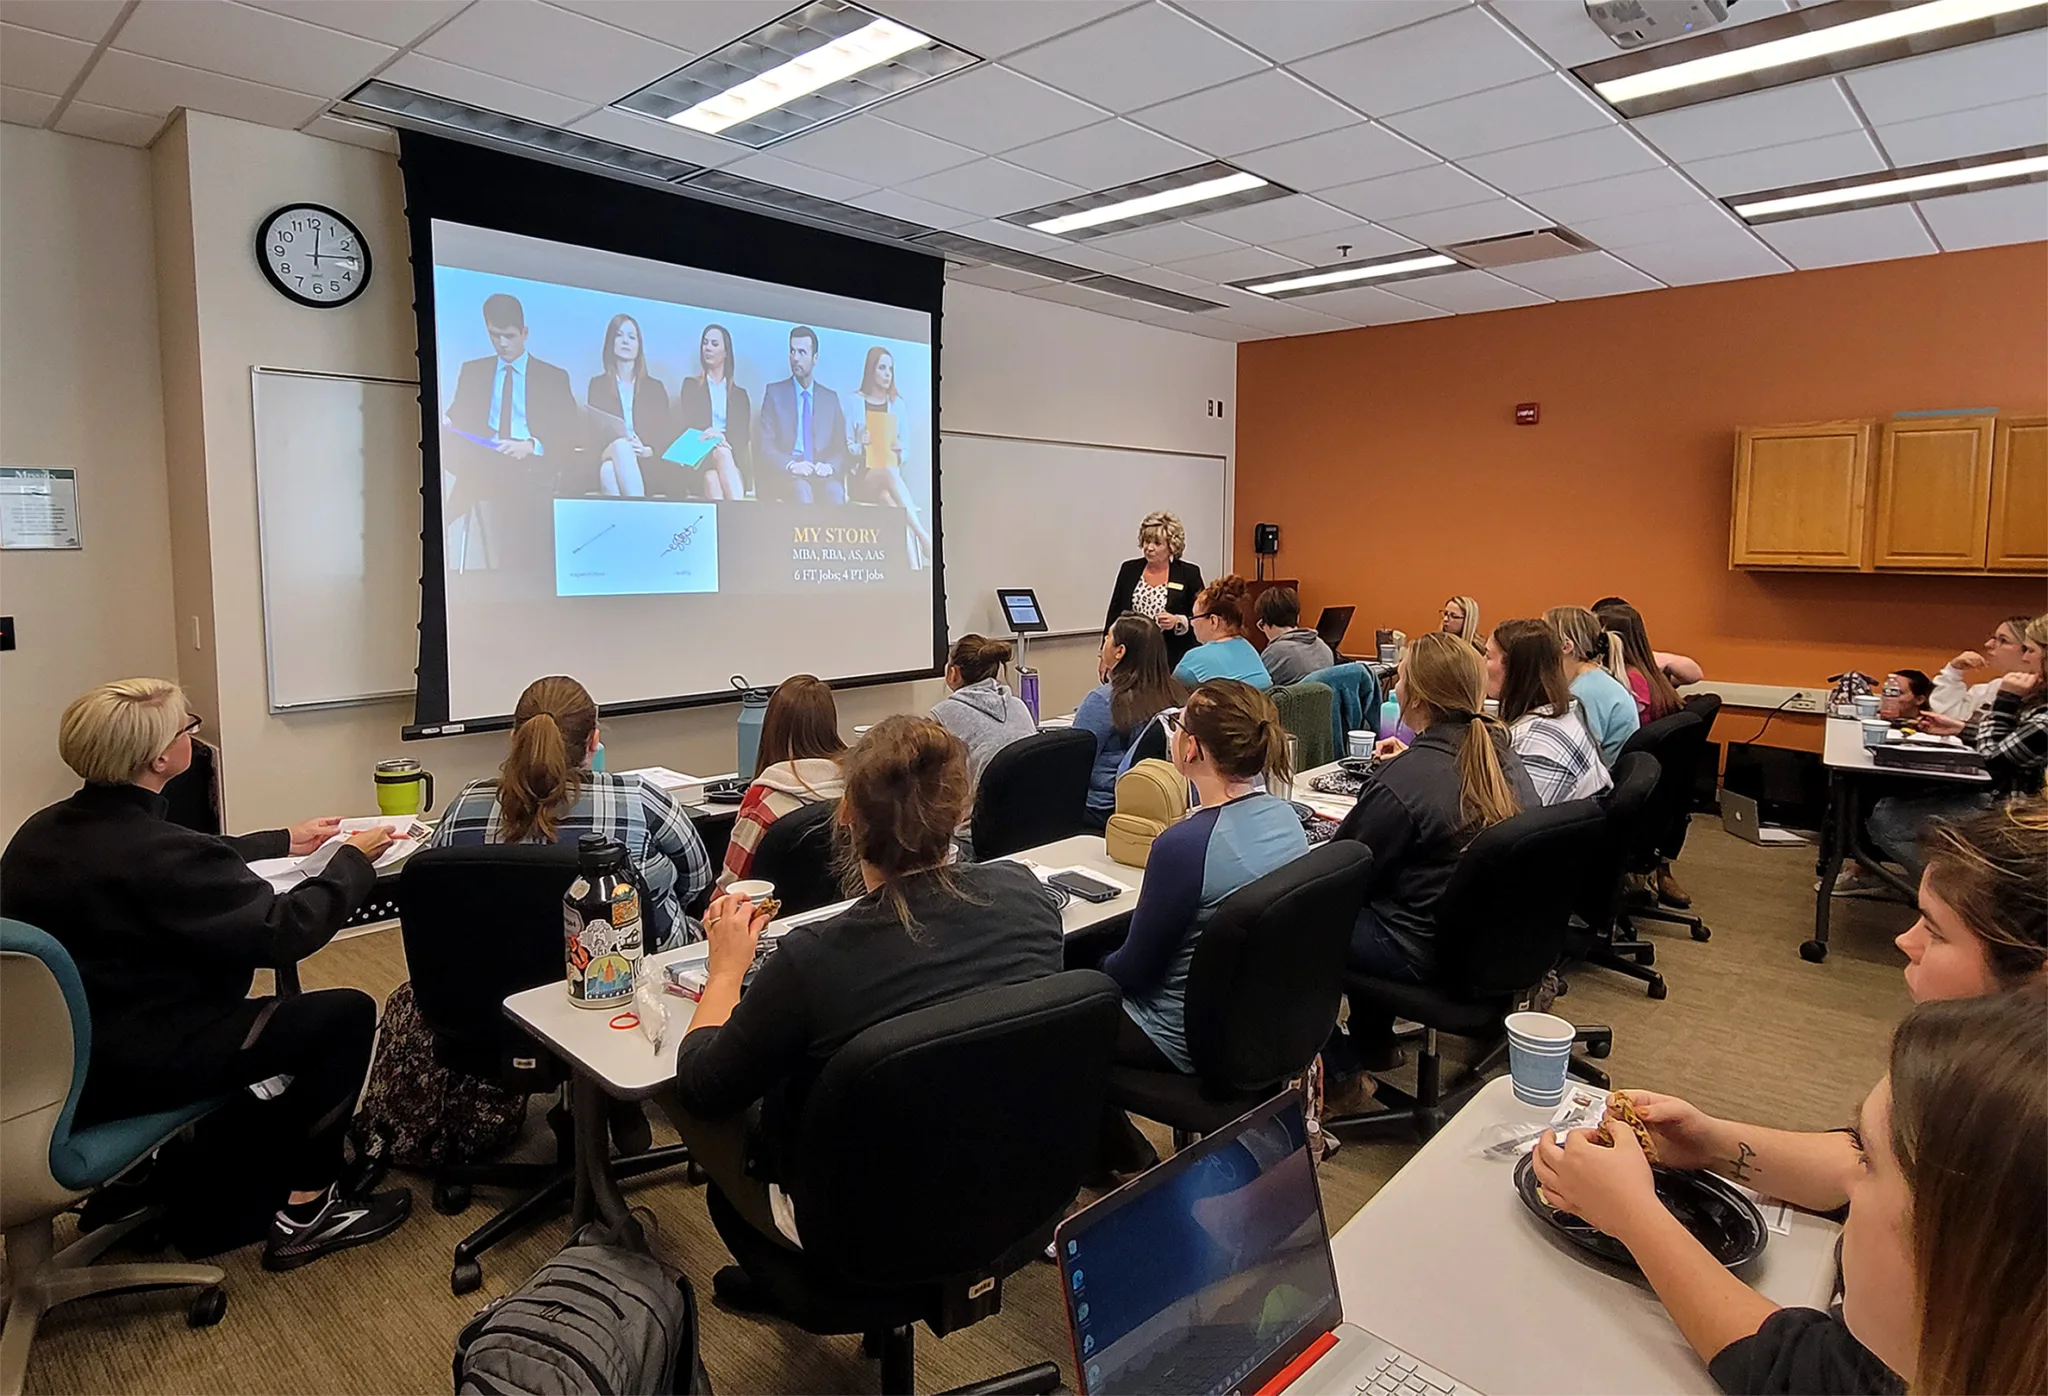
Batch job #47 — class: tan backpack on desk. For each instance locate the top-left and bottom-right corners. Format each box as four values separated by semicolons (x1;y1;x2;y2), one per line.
1106;758;1188;867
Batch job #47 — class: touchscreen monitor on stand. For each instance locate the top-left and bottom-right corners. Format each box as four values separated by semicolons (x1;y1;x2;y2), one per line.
996;588;1049;721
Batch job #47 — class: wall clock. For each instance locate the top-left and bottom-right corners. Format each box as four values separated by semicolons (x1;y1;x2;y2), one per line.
256;203;371;308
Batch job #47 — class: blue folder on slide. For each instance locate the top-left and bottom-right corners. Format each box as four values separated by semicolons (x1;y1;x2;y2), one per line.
663;429;716;470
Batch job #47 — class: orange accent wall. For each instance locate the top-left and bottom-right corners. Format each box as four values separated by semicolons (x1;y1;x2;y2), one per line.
1235;244;2048;728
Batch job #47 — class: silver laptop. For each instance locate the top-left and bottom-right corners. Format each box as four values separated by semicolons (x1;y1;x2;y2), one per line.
1055;1092;1478;1396
1721;789;1807;846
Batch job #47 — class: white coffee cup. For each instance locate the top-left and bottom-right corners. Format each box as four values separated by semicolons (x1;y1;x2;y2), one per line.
728;879;776;903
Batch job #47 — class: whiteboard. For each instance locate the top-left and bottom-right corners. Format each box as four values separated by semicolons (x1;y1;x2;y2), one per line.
251;369;421;710
939;434;1227;641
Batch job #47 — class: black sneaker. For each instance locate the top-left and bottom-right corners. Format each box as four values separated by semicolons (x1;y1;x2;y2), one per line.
262;1186;413;1272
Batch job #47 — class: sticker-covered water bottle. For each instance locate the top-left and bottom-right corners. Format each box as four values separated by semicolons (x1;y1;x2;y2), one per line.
564;833;642;1009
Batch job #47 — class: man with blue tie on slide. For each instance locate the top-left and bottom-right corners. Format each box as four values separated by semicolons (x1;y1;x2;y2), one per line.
755;325;849;504
442;293;579;571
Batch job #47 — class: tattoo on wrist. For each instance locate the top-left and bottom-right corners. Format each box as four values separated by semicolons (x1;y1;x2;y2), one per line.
1728;1142;1756;1183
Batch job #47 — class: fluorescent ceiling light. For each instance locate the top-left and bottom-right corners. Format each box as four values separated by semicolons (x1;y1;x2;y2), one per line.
1595;0;2046;105
1734;152;2048;218
669;17;931;133
1248;255;1457;296
1029;171;1270;235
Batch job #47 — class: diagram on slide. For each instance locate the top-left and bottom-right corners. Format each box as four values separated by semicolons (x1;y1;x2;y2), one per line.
553;498;718;597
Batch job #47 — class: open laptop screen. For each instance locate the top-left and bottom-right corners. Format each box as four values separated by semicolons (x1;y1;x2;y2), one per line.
1057;1095;1341;1396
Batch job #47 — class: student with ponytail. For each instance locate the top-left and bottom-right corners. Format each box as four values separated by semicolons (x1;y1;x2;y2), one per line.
929;633;1037;779
429;675;714;950
1546;605;1639;766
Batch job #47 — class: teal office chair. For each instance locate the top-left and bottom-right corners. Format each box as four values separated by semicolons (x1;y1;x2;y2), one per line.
1;921;228;1396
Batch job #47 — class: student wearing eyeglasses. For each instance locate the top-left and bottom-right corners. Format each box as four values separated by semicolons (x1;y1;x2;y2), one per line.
1172;576;1273;690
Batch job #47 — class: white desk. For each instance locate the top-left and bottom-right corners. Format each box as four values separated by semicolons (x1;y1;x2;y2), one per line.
1292;759;1363;822
1333;1076;1843;1396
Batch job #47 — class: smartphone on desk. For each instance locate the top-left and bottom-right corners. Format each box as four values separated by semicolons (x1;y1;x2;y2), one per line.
1048;869;1124;903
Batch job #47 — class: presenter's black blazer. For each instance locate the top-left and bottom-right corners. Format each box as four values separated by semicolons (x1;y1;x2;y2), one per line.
1106;557;1205;665
675;375;754;487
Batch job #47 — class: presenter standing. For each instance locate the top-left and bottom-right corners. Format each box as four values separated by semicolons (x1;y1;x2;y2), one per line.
1104;511;1204;666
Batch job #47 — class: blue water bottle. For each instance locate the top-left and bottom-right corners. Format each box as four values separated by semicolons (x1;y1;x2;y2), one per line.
733;677;770;778
1378;690;1402;741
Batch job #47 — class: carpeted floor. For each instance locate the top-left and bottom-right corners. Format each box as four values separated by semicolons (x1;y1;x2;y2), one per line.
16;818;1918;1395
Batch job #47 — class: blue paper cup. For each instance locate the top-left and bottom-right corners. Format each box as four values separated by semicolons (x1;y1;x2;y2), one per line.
1505;1011;1576;1107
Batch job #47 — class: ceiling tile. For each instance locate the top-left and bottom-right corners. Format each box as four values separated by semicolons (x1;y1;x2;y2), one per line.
1233;121;1436;192
1619;233;1789;286
719;151;876;204
1318;162;1498;220
1291;7;1547;118
945;262;1061;292
954;216;1080;255
1496;250;1662;298
1487;0;1625;68
1004;118;1205;188
417;1;692;104
1687;129;1887;198
1876;96;2048;169
875;0;1137;60
1206;293;1350;335
1158;244;1306;281
1181;0;1468;63
1384;74;1613;160
1017;279;1131;311
1571;195;1742;248
1130;68;1356;157
1523;166;1700;224
1190;193;1356;243
1461;124;1667;195
54;98;164;145
1261;224;1420;264
844;186;979;231
1081;219;1244;263
115;1;394;99
1379;196;1547;245
0;0;124;41
870;64;1104;154
1917;181;2048;252
1301;283;1452;324
1631;78;1862;163
898;156;1084;217
1844;29;2048;127
239;0;465;46
1380;268;1549;312
569;106;744;166
382;52;593;126
1106;263;1215;295
0;22;92;95
773;113;979;184
1050;239;1146;272
75;49;327;124
304;112;400;152
545;0;785;52
1756;203;1938;270
0;84;55;124
1004;4;1265;114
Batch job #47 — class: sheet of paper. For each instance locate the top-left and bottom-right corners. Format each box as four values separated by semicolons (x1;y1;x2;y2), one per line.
0;467;82;549
1756;827;1809;846
248;857;308;894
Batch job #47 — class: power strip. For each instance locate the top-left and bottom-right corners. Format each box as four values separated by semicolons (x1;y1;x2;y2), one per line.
1677;682;1828;714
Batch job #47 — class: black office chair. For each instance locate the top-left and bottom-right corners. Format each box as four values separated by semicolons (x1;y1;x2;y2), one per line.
969;728;1097;860
400;844;692;1294
1669;692;1723;859
748;799;843;916
1616;709;1713;942
1108;841;1369;1146
1565;752;1667;998
1332;800;1614;1142
705;970;1122;1396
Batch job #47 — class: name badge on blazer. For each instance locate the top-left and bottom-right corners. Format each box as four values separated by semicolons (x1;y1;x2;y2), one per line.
1167;581;1184;591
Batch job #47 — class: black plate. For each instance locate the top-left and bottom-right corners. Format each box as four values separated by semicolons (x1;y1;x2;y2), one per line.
1513;1151;1768;1271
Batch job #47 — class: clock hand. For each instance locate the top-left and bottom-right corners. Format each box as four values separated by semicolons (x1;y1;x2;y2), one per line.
311;225;322;267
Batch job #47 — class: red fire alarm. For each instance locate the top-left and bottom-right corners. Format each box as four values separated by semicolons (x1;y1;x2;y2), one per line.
1514;402;1540;426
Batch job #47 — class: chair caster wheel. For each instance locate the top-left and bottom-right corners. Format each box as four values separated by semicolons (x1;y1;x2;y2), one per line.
1647;976;1669;1000
1588;1039;1612;1060
452;1260;483;1295
1690;926;1711;942
433;1181;472;1215
1800;940;1828;964
188;1286;227;1328
686;1161;708;1186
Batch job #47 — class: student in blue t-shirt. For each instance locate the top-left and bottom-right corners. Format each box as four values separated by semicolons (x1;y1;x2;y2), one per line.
1172;576;1272;690
1096;679;1309;1172
1074;614;1189;828
1547;605;1639;766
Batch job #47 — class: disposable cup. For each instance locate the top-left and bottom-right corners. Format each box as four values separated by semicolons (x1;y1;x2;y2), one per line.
1505;1011;1575;1107
1854;695;1880;718
728;879;776;903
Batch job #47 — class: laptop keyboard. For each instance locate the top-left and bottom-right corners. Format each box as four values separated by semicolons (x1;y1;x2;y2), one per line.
1354;1350;1460;1396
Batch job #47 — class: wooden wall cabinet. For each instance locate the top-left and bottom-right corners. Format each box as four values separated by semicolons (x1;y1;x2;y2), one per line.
1988;416;2047;572
1871;415;1995;571
1729;421;1874;569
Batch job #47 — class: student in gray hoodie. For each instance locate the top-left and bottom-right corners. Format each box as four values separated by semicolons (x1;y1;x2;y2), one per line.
930;635;1038;780
1255;586;1335;686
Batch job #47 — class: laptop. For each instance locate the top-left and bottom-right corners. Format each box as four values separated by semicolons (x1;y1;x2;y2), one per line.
1720;789;1807;846
1056;1092;1477;1396
1314;606;1354;652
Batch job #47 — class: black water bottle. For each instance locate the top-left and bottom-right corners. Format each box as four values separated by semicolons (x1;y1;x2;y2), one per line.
563;833;642;1009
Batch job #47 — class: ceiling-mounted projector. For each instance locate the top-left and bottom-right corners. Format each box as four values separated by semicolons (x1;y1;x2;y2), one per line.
1585;0;1733;49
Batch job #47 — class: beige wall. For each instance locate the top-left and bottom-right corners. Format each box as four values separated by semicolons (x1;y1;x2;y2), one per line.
0;126;178;832
137;113;1235;832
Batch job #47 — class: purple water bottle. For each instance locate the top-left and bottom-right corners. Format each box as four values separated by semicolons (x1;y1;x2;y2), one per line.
1017;667;1040;723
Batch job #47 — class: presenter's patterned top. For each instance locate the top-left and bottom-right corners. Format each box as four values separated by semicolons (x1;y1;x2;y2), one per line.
1129;579;1171;619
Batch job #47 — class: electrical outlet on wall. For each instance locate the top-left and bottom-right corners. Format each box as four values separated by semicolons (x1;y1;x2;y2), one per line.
1784;690;1825;714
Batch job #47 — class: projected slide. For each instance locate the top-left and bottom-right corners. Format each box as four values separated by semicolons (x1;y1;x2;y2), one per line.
427;220;938;723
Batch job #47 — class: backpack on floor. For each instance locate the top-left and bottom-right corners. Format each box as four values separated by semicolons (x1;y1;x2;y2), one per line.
350;981;529;1169
454;1229;711;1396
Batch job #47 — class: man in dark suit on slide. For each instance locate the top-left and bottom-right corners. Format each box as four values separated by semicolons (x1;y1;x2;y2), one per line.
442;292;581;571
754;325;849;505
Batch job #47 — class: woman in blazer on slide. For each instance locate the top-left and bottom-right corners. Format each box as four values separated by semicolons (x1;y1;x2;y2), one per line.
674;322;753;501
1105;510;1205;667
